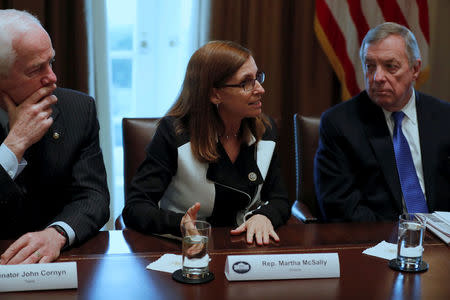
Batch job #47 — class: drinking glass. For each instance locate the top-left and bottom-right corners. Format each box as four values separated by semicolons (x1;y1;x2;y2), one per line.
181;220;211;279
392;213;427;271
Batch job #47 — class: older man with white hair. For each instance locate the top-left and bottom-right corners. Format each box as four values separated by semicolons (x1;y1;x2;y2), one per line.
0;9;109;264
314;22;450;222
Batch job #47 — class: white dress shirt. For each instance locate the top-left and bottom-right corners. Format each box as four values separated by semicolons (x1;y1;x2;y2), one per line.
382;91;426;207
0;143;27;179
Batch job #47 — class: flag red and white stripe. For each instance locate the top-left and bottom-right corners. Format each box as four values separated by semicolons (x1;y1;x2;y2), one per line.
315;0;430;100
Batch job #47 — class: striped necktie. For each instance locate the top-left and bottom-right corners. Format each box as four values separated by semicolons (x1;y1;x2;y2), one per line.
391;111;428;213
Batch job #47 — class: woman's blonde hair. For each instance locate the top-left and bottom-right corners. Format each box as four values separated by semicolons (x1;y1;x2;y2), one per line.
166;40;269;163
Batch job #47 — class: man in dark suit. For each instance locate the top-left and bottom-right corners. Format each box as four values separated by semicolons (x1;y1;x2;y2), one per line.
0;9;109;263
314;22;450;222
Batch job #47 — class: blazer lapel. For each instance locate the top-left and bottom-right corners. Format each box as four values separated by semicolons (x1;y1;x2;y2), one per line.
358;93;403;211
45;104;64;144
24;104;62;162
415;92;435;210
0;108;9;142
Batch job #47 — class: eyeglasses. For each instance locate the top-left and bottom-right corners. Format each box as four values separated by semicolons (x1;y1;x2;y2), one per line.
218;71;265;92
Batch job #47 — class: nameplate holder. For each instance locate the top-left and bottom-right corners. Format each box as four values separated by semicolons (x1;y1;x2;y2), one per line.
225;253;340;281
0;262;77;292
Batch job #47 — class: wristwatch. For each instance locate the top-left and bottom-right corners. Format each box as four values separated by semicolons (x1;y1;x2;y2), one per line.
51;225;69;249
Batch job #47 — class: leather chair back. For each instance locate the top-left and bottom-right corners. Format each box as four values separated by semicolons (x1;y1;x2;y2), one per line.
116;118;159;229
292;114;321;222
122;118;160;192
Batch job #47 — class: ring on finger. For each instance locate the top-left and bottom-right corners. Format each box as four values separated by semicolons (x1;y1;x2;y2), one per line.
35;251;41;258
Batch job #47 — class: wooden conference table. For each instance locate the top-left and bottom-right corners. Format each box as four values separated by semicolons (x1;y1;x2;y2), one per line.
0;222;449;299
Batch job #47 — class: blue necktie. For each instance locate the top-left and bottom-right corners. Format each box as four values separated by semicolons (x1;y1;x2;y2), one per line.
392;111;428;213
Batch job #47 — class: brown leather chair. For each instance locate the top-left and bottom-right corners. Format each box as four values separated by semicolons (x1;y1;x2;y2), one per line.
292;114;321;223
115;118;160;229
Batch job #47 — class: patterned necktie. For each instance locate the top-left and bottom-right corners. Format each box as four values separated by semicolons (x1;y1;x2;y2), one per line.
391;111;428;213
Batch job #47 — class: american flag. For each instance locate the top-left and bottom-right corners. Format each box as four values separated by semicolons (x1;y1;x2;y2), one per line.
315;0;430;100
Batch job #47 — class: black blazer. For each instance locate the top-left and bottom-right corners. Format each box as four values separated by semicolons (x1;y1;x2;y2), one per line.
123;116;290;235
0;88;110;243
314;90;450;222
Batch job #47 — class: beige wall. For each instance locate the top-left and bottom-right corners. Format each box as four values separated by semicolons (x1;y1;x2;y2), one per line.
420;0;450;101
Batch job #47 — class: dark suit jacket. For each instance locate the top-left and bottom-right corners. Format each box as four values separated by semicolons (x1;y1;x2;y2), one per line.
314;90;450;222
0;88;110;243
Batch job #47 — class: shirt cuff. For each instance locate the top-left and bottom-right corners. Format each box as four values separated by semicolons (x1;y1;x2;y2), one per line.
49;221;76;246
0;144;27;180
0;143;19;179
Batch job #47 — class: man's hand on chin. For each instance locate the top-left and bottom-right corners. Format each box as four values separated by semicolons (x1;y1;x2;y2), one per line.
0;227;66;265
2;84;57;161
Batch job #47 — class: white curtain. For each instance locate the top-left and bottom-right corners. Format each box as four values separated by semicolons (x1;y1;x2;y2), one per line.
85;0;210;230
85;0;115;229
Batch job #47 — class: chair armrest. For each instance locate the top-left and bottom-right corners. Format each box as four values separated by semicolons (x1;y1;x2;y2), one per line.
291;200;318;223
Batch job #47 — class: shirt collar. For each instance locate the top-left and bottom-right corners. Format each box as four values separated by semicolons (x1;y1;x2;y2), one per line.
247;133;256;146
382;90;417;125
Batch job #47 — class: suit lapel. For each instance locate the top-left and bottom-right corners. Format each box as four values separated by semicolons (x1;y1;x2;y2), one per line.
358;92;403;211
415;92;435;210
0;108;8;142
24;103;62;163
50;103;60;121
0;126;5;142
44;104;63;144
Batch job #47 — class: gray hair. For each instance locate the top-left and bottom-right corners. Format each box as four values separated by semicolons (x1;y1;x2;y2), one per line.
0;9;42;77
359;22;421;69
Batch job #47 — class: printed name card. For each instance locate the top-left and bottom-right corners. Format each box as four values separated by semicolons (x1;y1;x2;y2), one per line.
0;262;77;292
225;253;340;281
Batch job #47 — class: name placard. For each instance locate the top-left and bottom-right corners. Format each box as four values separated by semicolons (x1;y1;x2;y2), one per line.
0;262;77;292
225;253;340;281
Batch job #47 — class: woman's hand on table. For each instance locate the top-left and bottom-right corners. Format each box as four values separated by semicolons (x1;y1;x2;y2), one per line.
230;214;279;245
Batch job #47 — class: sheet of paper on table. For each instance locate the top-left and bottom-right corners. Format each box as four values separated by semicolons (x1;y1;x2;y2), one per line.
418;211;450;245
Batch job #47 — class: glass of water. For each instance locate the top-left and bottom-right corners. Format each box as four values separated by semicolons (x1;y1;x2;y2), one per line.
394;213;427;271
181;220;211;279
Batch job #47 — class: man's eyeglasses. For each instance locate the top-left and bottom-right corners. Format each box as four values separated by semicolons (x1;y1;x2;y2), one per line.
218;71;265;92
